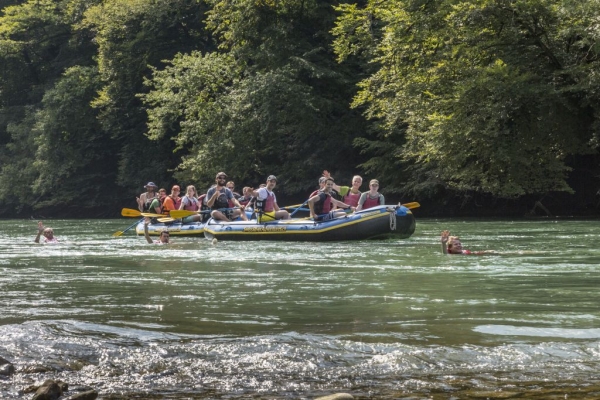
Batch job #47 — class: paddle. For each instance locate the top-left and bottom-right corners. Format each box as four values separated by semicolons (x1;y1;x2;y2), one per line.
113;218;143;237
283;203;304;209
121;208;164;218
170;207;239;219
289;199;310;217
157;217;176;223
400;202;420;209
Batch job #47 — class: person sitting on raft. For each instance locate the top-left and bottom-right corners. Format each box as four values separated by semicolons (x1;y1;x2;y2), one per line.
249;175;290;222
136;182;159;212
321;170;363;208
162;185;181;213
206;172;248;222
179;185;202;223
35;221;59;244
441;230;492;255
308;178;353;221
356;179;385;211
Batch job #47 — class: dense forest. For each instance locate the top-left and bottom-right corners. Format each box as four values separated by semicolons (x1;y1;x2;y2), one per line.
1;0;599;218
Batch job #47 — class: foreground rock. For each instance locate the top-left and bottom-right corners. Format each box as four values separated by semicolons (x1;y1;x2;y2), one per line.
63;390;98;400
0;356;15;376
31;379;68;400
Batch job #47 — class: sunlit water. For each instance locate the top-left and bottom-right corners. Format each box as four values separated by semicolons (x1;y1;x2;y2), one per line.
1;218;600;398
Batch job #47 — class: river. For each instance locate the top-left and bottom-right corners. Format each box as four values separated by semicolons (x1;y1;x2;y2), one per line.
1;217;600;399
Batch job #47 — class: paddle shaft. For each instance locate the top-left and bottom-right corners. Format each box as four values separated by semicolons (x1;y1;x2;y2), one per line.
113;218;143;236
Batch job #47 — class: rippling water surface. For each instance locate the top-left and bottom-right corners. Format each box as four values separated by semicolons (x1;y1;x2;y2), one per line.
2;218;600;398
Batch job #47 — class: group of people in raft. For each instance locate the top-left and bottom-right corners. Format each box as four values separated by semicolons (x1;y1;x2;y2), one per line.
136;170;385;225
34;170;486;253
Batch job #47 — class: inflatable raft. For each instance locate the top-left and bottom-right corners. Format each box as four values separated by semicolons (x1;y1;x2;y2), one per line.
203;205;415;242
135;220;205;236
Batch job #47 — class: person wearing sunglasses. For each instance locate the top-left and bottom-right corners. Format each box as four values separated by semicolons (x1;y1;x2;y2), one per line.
144;218;171;244
206;172;248;222
356;179;385;211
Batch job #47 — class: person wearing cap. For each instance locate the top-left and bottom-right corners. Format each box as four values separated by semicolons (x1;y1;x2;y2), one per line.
206;172;248;222
137;182;159;212
34;221;59;244
308;177;353;221
356;179;385;211
249;175;290;222
162;185;182;213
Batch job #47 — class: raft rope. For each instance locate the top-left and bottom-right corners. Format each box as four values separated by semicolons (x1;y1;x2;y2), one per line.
389;210;397;231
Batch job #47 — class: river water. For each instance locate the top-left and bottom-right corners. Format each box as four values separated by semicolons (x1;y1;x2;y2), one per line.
1;218;600;399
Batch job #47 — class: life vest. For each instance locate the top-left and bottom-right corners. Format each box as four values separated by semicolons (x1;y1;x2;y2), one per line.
343;190;361;208
256;189;275;213
361;193;382;210
314;192;332;215
182;195;200;211
310;190;334;213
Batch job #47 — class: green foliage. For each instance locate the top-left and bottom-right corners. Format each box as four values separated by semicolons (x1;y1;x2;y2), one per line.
143;0;367;192
31;66;119;209
333;0;600;198
80;0;210;192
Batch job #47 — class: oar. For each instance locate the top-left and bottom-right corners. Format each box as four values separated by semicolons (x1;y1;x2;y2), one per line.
401;202;420;209
289;200;310;217
157;217;176;223
170;207;239;219
121;208;164;218
170;209;208;219
283;203;306;209
112;218;143;237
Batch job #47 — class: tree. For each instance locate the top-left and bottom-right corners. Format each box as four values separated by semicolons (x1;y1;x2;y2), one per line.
143;0;368;192
333;0;600;198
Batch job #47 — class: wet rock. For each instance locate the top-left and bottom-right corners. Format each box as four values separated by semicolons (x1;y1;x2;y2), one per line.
32;379;63;400
315;394;354;400
63;390;98;400
21;365;54;373
0;356;15;376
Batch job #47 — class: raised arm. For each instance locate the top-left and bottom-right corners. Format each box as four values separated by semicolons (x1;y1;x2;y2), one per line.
34;221;44;243
144;218;153;244
441;230;450;254
322;170;341;192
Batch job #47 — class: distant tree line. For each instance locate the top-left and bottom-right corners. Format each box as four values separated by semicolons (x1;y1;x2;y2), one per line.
1;0;599;218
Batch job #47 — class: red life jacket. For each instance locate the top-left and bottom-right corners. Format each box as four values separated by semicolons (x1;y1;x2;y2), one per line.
362;193;382;210
314;192;333;215
257;190;276;212
343;190;361;207
182;195;199;211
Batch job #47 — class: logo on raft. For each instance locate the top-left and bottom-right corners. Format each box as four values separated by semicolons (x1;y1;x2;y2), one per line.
242;226;287;233
359;211;380;218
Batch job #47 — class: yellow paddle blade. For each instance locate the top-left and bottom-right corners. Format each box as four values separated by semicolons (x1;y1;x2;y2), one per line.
121;208;142;217
112;231;124;237
401;202;420;209
141;212;165;218
157;217;175;223
169;210;198;219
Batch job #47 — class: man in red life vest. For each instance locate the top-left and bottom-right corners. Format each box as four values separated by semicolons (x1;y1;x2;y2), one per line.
250;175;290;222
308;177;352;221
